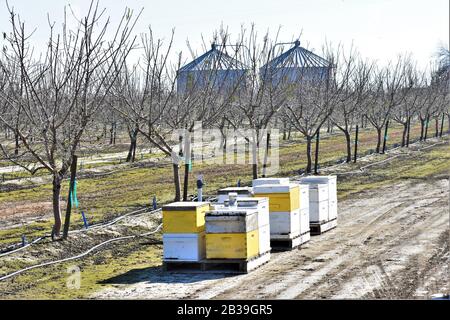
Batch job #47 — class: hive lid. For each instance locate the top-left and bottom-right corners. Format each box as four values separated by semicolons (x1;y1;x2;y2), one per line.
300;176;336;183
224;197;268;207
253;183;298;194
217;187;253;195
252;177;289;187
206;208;258;217
163;201;210;211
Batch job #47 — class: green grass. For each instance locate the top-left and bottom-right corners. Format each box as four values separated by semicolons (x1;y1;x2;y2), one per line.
1;241;162;299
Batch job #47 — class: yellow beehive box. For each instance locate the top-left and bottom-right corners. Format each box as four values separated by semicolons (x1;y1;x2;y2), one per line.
162;202;210;233
206;230;259;259
253;184;300;212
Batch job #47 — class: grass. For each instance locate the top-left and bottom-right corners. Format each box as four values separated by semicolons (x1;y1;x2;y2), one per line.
1;240;162;299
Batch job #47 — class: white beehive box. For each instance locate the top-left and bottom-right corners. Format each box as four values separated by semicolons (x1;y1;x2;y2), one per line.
300;176;338;222
300;176;337;201
163;233;205;261
269;209;300;236
223;197;270;228
216;187;253;204
310;200;329;223
205;208;259;233
299;207;310;235
329;199;337;220
258;224;271;255
252;177;289;187
309;183;329;202
298;184;310;210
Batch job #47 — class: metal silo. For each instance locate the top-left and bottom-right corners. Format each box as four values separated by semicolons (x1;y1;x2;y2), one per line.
177;43;247;94
261;40;333;87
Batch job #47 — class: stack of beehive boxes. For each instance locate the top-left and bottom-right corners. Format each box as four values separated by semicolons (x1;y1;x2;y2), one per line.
298;183;311;241
299;176;337;224
205;197;270;262
252;180;301;244
162;202;210;262
216;186;253;204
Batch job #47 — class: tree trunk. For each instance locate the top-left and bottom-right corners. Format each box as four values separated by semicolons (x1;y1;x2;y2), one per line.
435;117;439;138
344;130;351;162
63;155;78;239
314;131;320;174
353;125;359;163
287;125;291;140
406;117;411;147
282;122;287;140
401;122;407;147
382;120;389;154
126;132;137;162
424;115;430;141
419;118;425;141
172;163;181;202
262;132;270;177
113;123;117;145
51;174;63;239
306;136;312;173
439;113;445;137
14;131;19;155
376;128;382;153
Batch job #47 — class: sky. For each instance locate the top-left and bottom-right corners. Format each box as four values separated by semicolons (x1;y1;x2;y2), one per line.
0;0;448;70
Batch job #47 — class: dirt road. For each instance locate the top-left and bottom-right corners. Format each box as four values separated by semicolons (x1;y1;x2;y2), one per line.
94;175;449;299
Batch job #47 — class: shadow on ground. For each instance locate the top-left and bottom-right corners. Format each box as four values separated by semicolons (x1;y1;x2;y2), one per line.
100;265;235;285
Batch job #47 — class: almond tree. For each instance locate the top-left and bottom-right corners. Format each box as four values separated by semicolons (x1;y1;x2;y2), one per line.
0;1;140;239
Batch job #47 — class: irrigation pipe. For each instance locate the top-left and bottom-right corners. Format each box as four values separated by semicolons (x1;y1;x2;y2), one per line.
0;207;161;258
335;140;447;176
0;223;163;282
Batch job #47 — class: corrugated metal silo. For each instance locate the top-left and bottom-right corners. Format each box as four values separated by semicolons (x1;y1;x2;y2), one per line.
177;43;247;94
261;40;333;86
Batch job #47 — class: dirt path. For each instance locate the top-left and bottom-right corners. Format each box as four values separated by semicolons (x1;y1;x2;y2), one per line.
94;176;449;299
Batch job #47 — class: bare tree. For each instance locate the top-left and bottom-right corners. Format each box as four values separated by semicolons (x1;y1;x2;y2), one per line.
0;1;140;239
331;54;373;162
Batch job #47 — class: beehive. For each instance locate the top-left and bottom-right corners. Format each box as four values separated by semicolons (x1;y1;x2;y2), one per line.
216;187;253;204
222;197;271;255
253;183;301;239
162;201;210;262
297;184;310;234
162;202;210;233
222;197;270;228
163;233;205;261
299;208;310;234
206;230;259;259
205;207;266;259
252;184;300;212
300;176;337;222
269;210;300;235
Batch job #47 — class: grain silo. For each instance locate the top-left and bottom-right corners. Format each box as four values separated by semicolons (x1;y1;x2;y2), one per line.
261;40;333;86
176;43;247;94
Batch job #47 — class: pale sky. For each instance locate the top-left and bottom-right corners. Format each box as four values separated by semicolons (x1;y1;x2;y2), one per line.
0;0;448;70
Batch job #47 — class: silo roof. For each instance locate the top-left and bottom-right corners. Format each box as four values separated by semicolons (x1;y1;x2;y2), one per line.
264;40;331;69
178;44;247;72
